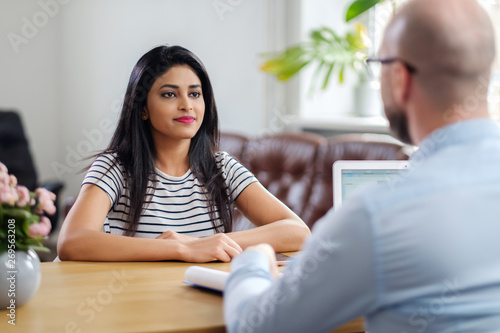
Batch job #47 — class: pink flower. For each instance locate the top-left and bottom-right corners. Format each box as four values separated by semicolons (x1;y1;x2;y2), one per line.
35;187;57;215
16;185;30;207
0;162;7;174
9;175;17;187
0;184;19;206
28;216;52;238
0;172;8;186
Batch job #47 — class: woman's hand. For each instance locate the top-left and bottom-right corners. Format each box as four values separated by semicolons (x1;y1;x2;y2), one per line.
156;230;197;242
158;231;243;263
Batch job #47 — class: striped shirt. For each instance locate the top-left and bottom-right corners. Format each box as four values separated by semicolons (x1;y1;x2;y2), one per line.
82;152;258;238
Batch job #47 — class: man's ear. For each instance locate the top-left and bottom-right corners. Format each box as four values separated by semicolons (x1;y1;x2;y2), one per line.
390;62;412;106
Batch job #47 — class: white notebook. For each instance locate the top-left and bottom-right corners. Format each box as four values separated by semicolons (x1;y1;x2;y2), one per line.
183;254;291;292
183;266;229;292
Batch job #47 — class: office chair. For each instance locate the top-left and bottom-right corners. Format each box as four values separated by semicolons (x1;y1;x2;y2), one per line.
0;110;64;233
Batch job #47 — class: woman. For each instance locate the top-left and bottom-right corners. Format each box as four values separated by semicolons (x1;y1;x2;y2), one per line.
57;45;310;262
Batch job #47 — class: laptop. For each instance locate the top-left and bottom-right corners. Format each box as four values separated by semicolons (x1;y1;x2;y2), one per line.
333;160;409;211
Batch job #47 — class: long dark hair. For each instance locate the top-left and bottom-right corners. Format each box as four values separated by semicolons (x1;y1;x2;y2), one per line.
102;45;232;236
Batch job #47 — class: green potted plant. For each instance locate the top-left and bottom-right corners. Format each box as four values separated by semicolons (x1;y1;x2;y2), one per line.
261;0;399;116
261;23;370;96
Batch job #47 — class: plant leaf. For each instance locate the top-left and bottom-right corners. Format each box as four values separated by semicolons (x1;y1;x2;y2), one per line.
310;29;331;44
323;63;335;89
261;46;306;73
259;22;369;91
319;27;343;44
277;60;311;81
337;64;345;84
346;0;384;22
308;60;326;96
346;23;370;52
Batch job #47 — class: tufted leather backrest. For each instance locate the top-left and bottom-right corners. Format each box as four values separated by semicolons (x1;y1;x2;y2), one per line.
240;132;326;218
219;132;248;162
220;132;412;229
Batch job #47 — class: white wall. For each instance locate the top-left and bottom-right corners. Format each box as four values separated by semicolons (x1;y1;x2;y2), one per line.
1;0;272;198
0;0;61;187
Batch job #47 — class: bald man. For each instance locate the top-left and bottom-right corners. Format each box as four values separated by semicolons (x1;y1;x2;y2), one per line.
224;0;500;332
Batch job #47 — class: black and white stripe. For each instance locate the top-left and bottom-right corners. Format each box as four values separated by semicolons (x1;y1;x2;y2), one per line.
82;152;257;238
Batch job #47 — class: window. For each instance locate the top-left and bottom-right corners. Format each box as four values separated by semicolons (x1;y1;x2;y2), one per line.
280;0;500;134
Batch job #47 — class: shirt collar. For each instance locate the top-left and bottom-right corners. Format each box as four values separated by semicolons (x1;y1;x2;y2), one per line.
410;118;500;161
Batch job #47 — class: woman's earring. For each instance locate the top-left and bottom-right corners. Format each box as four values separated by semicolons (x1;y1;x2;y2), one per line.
141;113;148;120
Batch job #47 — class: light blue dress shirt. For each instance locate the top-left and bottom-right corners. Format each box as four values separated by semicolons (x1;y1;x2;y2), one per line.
224;119;500;333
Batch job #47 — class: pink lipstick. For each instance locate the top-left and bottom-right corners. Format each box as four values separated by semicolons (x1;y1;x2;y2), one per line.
175;116;195;124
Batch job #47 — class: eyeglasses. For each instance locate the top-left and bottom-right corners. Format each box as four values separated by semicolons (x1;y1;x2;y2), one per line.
365;57;418;80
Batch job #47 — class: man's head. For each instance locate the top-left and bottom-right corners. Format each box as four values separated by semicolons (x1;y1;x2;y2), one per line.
379;0;496;144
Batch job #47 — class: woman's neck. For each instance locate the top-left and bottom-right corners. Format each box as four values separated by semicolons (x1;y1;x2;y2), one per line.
153;138;191;177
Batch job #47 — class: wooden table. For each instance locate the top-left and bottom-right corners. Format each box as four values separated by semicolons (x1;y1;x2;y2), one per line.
0;261;364;333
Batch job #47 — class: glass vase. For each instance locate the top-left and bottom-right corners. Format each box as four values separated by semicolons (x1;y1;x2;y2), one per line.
0;249;41;309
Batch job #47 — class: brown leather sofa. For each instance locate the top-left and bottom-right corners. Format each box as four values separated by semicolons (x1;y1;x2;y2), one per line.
220;132;413;229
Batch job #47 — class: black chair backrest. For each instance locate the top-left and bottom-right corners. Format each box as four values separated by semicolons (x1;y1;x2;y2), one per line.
0;110;38;190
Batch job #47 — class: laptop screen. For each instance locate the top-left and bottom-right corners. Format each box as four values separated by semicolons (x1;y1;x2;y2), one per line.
333;160;409;210
341;169;400;202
